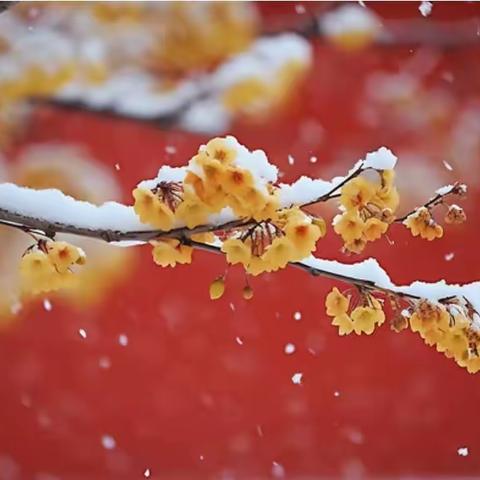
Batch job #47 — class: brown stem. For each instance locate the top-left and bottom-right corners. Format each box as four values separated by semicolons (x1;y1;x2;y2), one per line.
395;184;462;223
301;163;366;208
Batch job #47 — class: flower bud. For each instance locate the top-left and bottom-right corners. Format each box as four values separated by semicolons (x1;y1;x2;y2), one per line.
209;277;225;300
242;285;253;300
444;205;466;225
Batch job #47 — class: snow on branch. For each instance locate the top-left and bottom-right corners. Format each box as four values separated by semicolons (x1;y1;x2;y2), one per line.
1;136;477;373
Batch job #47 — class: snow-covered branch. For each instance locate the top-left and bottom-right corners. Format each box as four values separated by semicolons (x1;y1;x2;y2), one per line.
2;136;477;372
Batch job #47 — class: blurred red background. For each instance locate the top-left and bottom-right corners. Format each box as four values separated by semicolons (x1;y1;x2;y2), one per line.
1;2;480;479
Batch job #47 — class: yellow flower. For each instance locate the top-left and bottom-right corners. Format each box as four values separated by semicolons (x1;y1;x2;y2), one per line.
334;210;365;243
221;238;251;266
246;255;272;277
252;192;279;222
151;239;192;267
222;166;255;196
363;218;388;242
351;307;377;335
195;154;225;185
20;250;73;294
465;357;480;374
203;137;236;165
47;241;84;273
132;187;175;231
375;185;399;212
311;217;327;238
340;177;376;210
242;285;254;300
285;221;321;260
442;330;469;359
404;208;443;241
325;287;350;316
262;236;295;271
176;193;210;229
344;238;367;254
332;313;354;335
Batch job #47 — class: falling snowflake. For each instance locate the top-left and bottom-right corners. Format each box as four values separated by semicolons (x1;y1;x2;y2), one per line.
143;468;151;478
284;343;296;355
78;328;87;339
445;252;455;261
293;311;302;321
291;372;303;385
294;4;305;14
101;435;116;450
442;160;453;171
272;461;286;478
43;299;52;311
419;1;433;17
288;155;295;165
457;447;469;457
99;356;112;369
118;333;129;346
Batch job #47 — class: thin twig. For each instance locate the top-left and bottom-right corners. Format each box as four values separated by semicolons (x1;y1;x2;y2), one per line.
301;163;366;208
395;183;463;223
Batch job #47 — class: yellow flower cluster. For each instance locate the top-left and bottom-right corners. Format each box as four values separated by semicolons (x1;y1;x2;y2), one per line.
1;64;75;106
334;171;398;253
20;241;86;295
222;60;309;119
221;207;324;276
325;287;385;335
407;300;480;374
133;138;279;237
185;138;279;221
145;3;256;77
151;239;192;268
403;207;443;241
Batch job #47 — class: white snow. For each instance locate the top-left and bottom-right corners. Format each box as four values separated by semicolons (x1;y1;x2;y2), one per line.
442;160;453;171
99;356;111;369
435;184;454;196
279;147;396;207
143;468;151;478
291;372;303;385
272;461;286;478
419;1;433;17
101;435;116;450
295;5;306;14
0;183;147;232
293;311;302;321
0;143;394;237
43;299;52;312
445;252;455;262
284;343;296;354
300;255;480;314
78;328;87;339
457;447;469;457
118;333;129;346
363;147;397;170
320;4;382;38
235;336;244;346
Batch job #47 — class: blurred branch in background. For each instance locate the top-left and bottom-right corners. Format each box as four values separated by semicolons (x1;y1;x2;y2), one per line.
2;2;480;141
